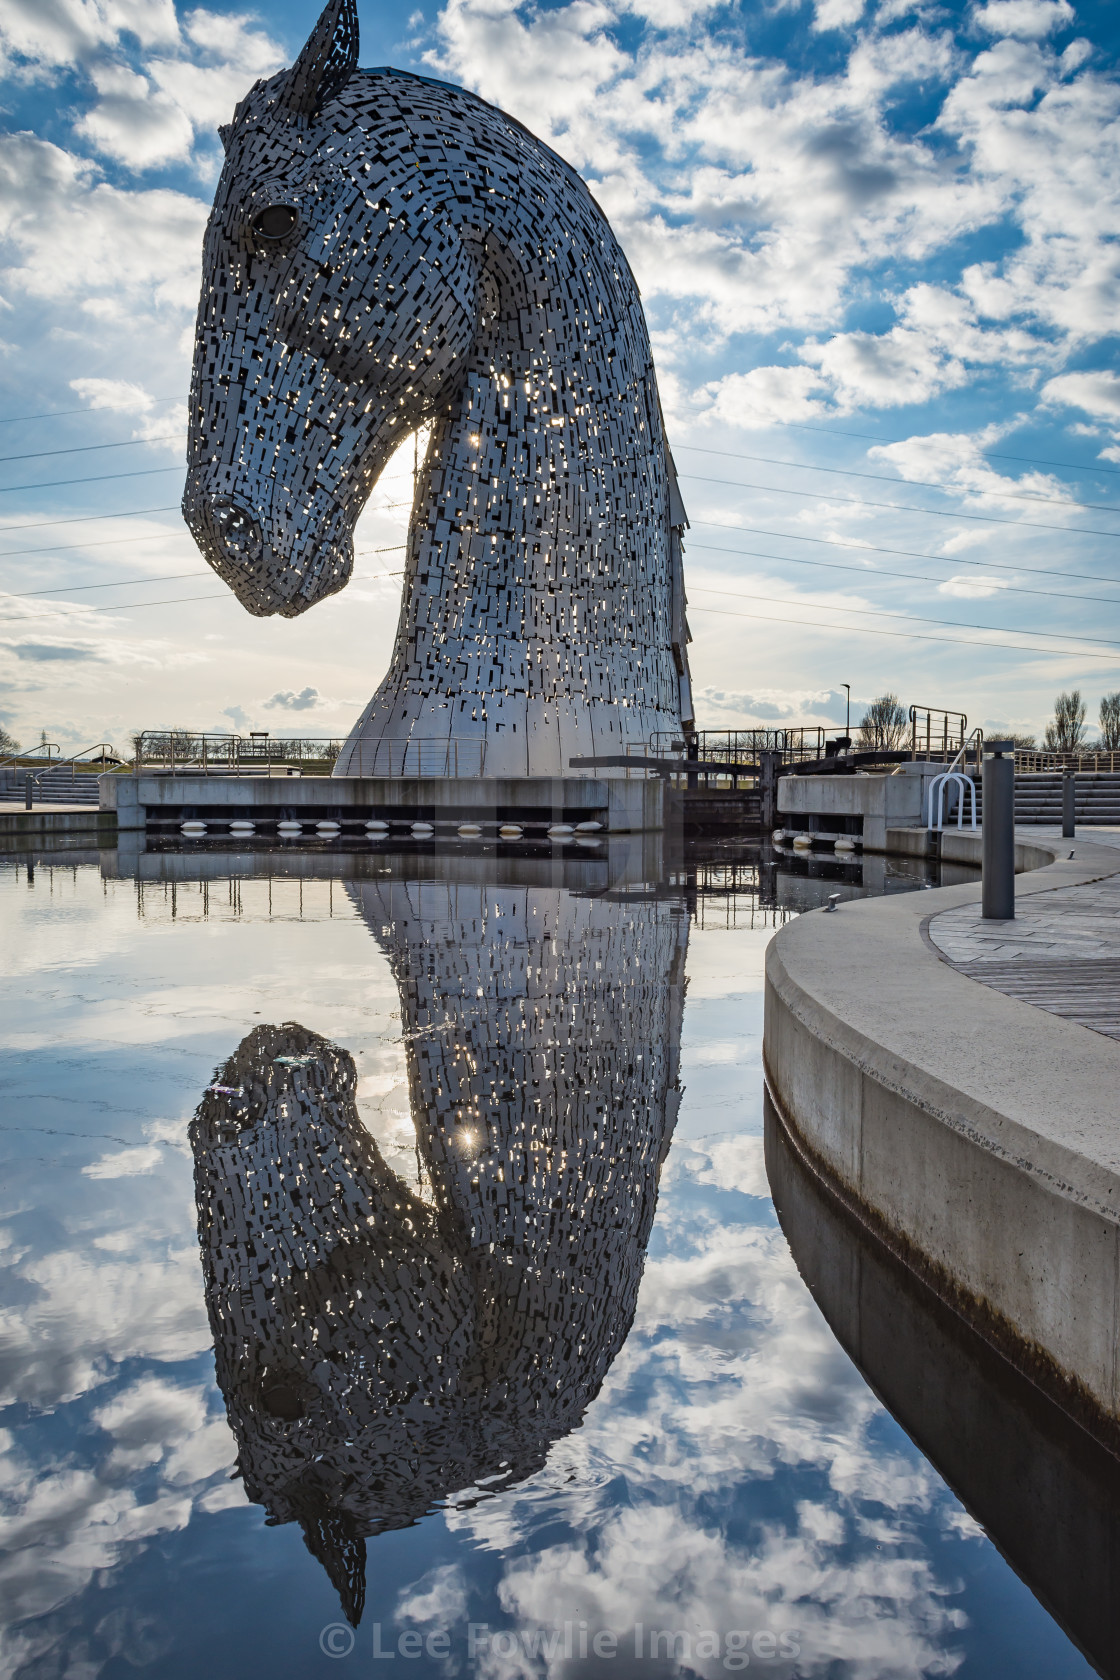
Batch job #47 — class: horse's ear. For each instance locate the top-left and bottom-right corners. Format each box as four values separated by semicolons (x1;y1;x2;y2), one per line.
218;122;232;151
280;0;359;119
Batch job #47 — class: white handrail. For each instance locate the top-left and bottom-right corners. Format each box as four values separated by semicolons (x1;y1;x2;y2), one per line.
943;726;983;780
926;728;983;831
927;771;977;831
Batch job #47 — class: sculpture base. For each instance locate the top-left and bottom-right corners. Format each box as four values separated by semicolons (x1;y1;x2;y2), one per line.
106;774;665;835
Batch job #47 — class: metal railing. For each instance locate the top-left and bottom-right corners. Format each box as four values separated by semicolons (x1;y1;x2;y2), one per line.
649;727;826;765
136;733;345;775
909;706;968;761
0;742;61;774
1014;749;1120;774
134;732;488;779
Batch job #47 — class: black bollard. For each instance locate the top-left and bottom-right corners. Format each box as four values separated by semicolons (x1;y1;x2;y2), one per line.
24;773;32;811
685;733;698;794
759;750;782;831
1062;769;1076;839
982;742;1015;920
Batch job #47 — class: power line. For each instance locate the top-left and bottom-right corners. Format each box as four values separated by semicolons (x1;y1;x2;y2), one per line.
0;498;411;541
692;519;1120;588
9;570;207;598
680;472;1120;538
689;584;1120;650
5;566;406;621
0;396;180;425
4;545;406;598
3;555;1108;663
687;604;1120;664
0;393;1109;491
676;445;1120;515
0;467;180;497
0;435;181;467
766;419;1120;481
0;504;180;534
686;539;1120;609
4;591;233;620
0;531;191;564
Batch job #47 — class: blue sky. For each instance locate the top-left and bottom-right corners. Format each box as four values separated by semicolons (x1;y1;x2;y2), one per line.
1;0;1119;748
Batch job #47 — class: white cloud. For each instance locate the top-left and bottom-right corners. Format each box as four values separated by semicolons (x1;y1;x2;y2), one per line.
622;0;722;23
429;8;972;338
0;1240;208;1408
264;685;325;712
92;1376;206;1468
0;135;206;310
703;366;833;428
69;376;155;412
802;322;966;409
1041;369;1120;419
813;0;866;31
973;0;1074;41
398;1563;470;1627
868;428;1073;513
75;13;285;172
691;685;850;727
447;1166;969;1680
0;1375;233;1643
0;0;180;78
937;574;1009;597
76;60;195;170
82;1144;164;1178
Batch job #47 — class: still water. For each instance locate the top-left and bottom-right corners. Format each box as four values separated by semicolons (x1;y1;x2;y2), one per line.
0;841;1108;1679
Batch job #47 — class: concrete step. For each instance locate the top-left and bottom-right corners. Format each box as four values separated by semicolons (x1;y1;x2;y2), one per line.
935;773;1120;829
0;769;103;805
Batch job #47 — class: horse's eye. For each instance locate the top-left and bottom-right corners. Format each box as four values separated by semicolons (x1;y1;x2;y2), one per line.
251;205;299;242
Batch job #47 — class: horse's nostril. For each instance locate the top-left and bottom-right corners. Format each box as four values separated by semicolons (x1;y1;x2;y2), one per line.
208;496;263;566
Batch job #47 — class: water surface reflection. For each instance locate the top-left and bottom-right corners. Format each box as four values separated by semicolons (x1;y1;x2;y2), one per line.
766;1089;1120;1680
0;840;1099;1680
194;878;686;1622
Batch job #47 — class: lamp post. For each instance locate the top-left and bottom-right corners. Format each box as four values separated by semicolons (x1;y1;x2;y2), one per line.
842;683;850;750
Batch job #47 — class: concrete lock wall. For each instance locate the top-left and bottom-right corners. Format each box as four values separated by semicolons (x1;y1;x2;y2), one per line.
778;764;954;850
105;773;665;833
763;839;1120;1441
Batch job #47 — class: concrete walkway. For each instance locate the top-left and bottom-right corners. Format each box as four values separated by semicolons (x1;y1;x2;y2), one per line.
929;829;1120;1037
764;834;1120;1446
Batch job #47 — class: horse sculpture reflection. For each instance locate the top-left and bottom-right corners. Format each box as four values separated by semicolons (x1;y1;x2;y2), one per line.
191;882;687;1623
182;0;692;776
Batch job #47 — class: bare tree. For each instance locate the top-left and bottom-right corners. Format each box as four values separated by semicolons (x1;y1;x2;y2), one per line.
857;693;908;752
1044;690;1087;752
0;724;19;758
1099;692;1120;751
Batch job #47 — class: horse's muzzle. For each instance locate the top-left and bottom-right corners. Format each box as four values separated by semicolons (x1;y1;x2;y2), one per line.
182;474;354;618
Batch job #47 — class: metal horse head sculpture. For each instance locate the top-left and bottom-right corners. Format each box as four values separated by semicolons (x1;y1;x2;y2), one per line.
183;0;693;777
190;881;686;1623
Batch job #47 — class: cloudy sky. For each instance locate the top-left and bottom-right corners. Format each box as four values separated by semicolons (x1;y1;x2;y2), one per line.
1;0;1119;750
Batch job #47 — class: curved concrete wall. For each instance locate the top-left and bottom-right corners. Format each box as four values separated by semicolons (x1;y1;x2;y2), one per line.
763;838;1120;1443
765;1093;1120;1678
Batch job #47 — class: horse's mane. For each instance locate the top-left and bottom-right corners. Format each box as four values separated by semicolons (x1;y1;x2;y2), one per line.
350;66;641;293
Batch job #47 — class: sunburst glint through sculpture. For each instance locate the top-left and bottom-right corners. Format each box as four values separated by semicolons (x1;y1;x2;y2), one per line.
183;0;693;780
